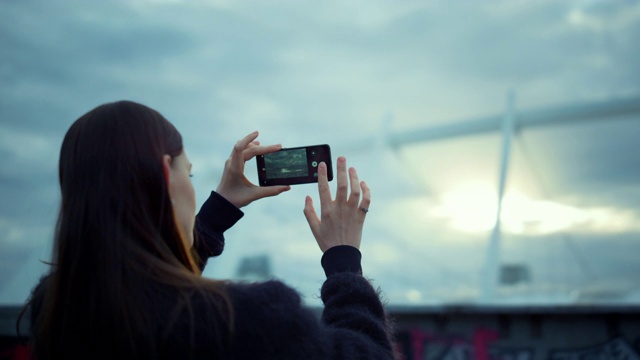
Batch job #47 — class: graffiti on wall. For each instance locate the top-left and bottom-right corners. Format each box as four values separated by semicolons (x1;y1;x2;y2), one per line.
398;328;533;360
550;337;640;360
398;328;640;360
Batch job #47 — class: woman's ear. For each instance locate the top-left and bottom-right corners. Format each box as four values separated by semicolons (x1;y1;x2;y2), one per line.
162;154;172;187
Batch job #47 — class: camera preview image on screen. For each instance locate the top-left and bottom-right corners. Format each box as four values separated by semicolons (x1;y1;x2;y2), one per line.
265;148;309;180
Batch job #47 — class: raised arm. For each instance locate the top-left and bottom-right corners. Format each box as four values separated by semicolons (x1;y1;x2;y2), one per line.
305;156;395;357
193;131;290;269
221;156;395;359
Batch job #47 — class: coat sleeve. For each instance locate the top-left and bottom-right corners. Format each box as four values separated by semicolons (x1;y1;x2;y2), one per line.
226;246;396;359
193;191;244;270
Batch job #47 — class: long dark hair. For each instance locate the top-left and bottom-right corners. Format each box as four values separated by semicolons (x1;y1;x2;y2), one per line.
31;101;232;358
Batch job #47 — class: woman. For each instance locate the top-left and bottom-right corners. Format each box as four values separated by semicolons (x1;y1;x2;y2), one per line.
27;100;395;359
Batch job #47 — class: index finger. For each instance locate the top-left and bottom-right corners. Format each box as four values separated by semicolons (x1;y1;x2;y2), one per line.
317;161;332;208
232;131;259;158
242;143;282;161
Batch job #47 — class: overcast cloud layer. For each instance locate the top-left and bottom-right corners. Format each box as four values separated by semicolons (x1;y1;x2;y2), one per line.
1;0;640;306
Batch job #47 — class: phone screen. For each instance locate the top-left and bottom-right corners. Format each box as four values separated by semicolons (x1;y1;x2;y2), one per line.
265;148;308;179
257;144;333;186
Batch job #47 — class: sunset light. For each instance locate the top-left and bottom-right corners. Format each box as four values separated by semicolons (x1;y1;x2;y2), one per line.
431;182;639;236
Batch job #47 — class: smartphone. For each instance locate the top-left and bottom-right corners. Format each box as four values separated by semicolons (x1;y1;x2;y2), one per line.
256;144;333;186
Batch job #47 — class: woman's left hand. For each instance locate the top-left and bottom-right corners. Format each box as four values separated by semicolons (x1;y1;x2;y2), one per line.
216;131;290;208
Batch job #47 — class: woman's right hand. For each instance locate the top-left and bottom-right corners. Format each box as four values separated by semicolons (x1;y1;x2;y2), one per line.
216;131;290;208
303;156;370;252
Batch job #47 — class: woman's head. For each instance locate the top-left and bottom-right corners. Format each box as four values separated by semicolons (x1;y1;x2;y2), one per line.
57;100;197;273
31;101;232;359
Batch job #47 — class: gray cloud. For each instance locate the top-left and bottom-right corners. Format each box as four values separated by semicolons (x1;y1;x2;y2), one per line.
1;0;639;306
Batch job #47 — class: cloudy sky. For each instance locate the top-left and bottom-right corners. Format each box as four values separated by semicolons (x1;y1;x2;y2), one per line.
1;0;639;306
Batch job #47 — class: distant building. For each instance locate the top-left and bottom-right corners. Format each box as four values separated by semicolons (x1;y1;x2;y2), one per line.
236;255;272;281
499;264;531;286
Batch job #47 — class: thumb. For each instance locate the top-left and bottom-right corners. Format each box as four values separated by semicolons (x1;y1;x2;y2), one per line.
258;185;291;199
303;196;321;241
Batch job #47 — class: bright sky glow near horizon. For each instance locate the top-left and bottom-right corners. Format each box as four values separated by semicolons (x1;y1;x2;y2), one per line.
1;0;640;307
